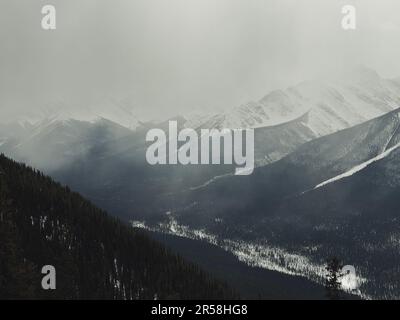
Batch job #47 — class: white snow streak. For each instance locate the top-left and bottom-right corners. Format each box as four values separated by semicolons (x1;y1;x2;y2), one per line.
314;143;400;190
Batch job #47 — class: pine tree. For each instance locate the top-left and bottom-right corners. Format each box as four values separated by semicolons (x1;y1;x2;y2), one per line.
325;257;343;300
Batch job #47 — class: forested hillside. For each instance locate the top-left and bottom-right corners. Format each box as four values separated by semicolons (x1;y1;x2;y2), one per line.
0;154;235;299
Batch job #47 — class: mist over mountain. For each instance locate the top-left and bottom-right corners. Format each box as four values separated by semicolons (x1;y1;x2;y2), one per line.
185;67;400;131
2;67;400;299
2;67;399;169
158;108;400;299
5;0;400;302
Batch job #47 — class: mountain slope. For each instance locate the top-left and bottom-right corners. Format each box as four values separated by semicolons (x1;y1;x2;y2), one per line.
1;118;133;171
177;108;400;215
156;108;400;299
0;154;235;299
185;67;400;136
0;111;321;220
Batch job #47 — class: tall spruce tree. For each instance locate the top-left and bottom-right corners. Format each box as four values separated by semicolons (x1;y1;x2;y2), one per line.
325;257;343;300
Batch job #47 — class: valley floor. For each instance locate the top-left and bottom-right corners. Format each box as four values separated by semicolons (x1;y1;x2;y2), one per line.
145;230;358;300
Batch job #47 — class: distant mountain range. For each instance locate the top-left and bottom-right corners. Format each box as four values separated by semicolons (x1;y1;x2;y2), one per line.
2;67;400;169
7;98;143;131
185;67;400;132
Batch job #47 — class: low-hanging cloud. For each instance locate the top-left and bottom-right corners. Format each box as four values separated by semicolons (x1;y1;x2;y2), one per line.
1;0;400;122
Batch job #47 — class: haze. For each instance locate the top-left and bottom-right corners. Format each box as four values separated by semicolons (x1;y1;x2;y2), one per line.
1;0;400;121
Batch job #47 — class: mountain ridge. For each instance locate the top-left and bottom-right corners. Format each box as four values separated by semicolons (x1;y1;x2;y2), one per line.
161;107;400;299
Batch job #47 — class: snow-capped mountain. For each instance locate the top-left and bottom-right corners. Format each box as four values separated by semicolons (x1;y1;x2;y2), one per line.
172;107;400;218
6;99;143;131
160;107;400;299
183;67;400;167
0;98;145;170
4;67;399;170
185;67;400;137
1;117;133;171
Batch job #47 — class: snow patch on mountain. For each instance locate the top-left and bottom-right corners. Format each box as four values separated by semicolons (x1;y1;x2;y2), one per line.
185;68;400;143
189;173;233;191
314;142;400;190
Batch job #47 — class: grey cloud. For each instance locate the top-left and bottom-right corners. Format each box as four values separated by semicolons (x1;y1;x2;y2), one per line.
1;0;400;121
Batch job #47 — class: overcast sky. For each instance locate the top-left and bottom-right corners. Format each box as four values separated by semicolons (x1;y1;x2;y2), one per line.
1;0;400;121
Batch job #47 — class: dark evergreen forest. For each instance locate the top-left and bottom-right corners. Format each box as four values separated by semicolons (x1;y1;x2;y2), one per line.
0;154;236;299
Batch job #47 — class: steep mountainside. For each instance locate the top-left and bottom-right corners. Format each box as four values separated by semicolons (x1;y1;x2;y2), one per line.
153;108;400;299
185;67;400;135
0;154;235;299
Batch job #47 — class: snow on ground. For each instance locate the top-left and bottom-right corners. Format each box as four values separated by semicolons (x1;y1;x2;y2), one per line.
130;216;368;298
314;143;400;190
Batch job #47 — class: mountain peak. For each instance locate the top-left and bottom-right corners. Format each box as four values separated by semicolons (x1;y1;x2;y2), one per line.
185;66;399;136
11;101;143;131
